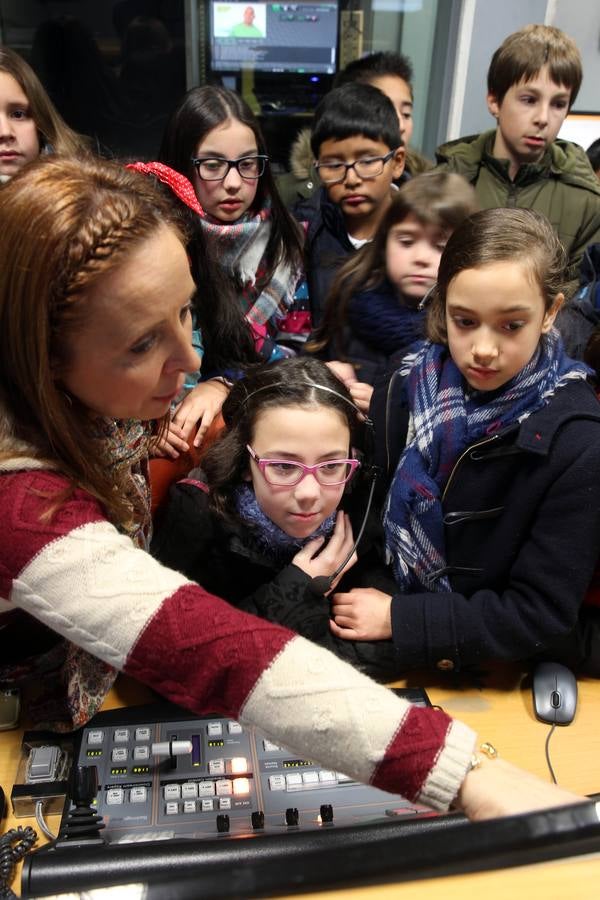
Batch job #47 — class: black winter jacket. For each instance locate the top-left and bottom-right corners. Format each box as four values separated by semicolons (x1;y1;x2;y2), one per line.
370;375;600;673
150;477;400;681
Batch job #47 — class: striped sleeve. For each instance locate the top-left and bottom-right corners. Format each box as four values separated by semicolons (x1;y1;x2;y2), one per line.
1;471;476;809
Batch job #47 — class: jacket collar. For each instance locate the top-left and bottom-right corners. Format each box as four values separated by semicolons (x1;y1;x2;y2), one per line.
516;379;600;455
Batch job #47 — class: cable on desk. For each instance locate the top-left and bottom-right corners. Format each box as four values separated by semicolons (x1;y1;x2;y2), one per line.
34;799;57;841
544;723;558;784
0;825;37;900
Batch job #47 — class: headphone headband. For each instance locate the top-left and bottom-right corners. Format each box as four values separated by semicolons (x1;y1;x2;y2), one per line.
240;379;372;426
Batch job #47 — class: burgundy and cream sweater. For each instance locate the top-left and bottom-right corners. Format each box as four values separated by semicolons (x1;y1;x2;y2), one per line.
0;465;476;810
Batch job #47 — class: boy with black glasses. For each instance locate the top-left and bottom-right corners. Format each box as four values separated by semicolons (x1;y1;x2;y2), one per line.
296;82;405;326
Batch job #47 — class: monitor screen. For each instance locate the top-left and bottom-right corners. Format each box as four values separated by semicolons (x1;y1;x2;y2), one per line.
210;2;339;75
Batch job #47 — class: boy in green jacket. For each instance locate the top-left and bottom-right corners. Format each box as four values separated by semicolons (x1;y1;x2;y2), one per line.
435;24;600;296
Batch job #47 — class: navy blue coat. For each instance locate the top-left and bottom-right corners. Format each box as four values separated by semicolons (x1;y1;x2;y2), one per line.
370;375;600;672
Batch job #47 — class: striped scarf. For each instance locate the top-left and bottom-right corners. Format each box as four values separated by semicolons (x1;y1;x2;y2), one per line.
383;331;591;592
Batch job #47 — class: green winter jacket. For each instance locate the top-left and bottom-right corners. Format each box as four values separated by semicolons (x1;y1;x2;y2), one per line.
435;130;600;296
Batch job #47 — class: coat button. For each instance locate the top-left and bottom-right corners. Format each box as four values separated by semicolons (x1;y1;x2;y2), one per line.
436;659;455;671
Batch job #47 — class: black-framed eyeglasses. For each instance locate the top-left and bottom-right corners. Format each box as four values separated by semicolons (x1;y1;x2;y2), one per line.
247;445;360;486
314;149;397;184
190;155;269;181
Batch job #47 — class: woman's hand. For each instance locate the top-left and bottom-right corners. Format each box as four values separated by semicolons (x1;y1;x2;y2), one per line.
325;360;357;387
456;755;588;821
172;379;231;447
348;381;374;415
151;421;190;459
330;587;393;640
292;511;357;590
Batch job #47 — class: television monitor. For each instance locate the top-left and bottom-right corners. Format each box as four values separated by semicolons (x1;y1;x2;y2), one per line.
209;1;339;75
558;112;600;152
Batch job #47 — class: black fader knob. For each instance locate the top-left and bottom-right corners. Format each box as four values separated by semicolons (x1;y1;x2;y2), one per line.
320;803;334;824
216;814;230;833
285;807;299;826
251;810;265;830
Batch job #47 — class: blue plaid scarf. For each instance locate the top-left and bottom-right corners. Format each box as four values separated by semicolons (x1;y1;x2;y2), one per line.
383;331;591;591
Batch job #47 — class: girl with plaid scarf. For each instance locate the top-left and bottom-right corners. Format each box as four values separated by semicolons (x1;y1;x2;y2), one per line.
330;208;600;676
152;86;307;457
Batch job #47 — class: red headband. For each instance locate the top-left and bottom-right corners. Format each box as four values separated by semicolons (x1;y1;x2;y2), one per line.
126;161;205;217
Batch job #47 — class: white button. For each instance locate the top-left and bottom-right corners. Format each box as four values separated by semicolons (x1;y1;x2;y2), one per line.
215;779;232;796
129;787;147;804
163;784;181;800
228;721;242;734
263;739;280;752
135;727;151;742
219;797;232;810
183;800;196;814
302;771;319;785
111;747;127;762
285;773;303;790
268;775;286;791
87;730;104;745
318;770;336;784
229;757;248;775
207;722;223;737
233;778;251;796
113;729;130;743
181;783;198;799
209;759;225;776
165;801;179;815
198;781;215;797
133;746;149;761
106;788;124;805
201;798;214;811
336;772;353;783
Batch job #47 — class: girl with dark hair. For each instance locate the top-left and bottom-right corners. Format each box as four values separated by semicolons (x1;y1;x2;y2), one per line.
332;207;600;676
146;86;308;453
306;172;477;404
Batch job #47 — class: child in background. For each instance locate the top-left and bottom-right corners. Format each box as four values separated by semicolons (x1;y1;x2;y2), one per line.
307;172;478;394
0;45;86;181
155;86;308;448
297;82;405;326
151;356;400;680
435;24;600;297
278;51;430;207
331;208;600;676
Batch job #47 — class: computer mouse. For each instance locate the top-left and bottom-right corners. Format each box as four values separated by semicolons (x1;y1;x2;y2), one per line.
532;661;578;725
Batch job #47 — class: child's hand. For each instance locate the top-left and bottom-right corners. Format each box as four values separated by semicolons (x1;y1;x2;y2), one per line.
292;511;357;590
329;587;393;640
348;381;374;415
325;360;357;387
172;379;231;447
151;421;189;459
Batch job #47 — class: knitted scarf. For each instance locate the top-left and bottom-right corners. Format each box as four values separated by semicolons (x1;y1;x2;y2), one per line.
383;331;591;592
127;160;299;335
234;482;337;566
346;278;426;355
26;418;153;731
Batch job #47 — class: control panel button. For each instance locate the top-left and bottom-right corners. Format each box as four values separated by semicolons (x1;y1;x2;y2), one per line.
181;783;198;799
302;771;319;786
251;810;265;829
285;773;303;790
215;779;232;796
113;729;130;743
216;813;230;833
318;770;336;784
208;759;225;776
201;798;214;812
233;778;250;796
285;807;299;826
135;727;151;742
87;730;104;745
227;721;242;735
133;746;149;761
198;781;215;797
111;747;127;762
106;788;124;805
207;722;223;738
183;800;196;814
263;739;280;752
163;784;181;800
320;803;334;823
268;775;286;791
129;787;147;804
229;757;248;775
165;801;179;815
219;797;232;810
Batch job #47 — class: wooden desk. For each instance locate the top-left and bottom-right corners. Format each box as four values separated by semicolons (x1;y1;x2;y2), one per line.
2;667;599;897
